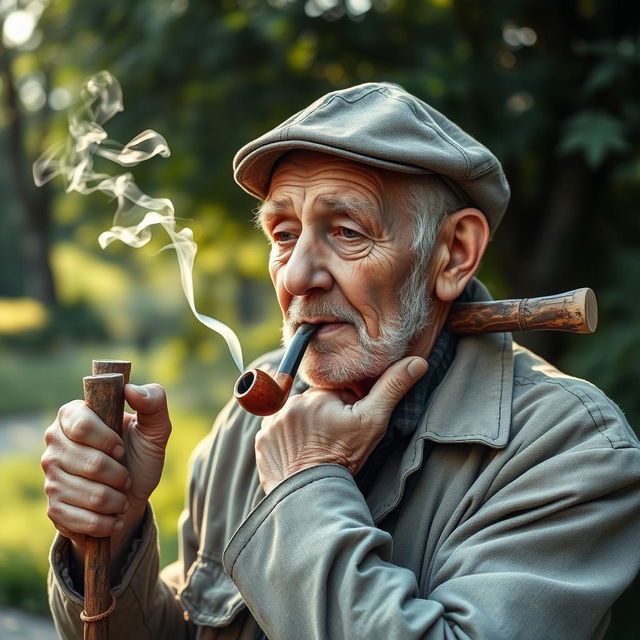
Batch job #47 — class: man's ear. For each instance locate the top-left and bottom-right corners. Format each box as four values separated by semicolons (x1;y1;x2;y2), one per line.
432;208;490;302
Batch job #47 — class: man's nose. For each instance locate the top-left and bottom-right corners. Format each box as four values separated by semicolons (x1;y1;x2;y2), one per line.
283;234;333;296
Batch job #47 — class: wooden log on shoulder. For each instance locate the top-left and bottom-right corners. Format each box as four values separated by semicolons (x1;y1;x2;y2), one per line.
446;288;597;335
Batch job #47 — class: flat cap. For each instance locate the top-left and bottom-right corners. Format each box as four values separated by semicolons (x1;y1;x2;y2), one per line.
233;82;510;235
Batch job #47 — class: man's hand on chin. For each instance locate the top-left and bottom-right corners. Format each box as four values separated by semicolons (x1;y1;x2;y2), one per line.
255;356;428;494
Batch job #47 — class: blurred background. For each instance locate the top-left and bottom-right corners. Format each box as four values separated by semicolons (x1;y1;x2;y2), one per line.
0;0;638;636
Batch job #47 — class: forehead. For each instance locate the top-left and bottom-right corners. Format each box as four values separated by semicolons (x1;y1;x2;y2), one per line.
264;151;388;213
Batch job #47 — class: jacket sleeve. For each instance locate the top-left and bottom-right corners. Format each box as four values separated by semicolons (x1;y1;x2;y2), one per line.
47;425;217;640
222;447;640;640
48;504;197;640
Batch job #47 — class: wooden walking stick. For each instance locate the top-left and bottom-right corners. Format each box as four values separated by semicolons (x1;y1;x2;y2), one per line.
81;360;131;640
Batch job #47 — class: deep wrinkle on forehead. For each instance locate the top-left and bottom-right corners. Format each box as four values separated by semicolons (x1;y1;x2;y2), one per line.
315;195;379;225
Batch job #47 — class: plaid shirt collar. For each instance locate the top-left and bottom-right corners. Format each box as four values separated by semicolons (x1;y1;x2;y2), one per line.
355;328;458;491
387;328;458;437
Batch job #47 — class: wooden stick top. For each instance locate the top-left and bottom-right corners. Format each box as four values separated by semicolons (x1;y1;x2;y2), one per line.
82;373;125;436
92;360;132;385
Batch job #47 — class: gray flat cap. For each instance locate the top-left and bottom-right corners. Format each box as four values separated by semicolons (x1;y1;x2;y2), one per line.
233;82;510;235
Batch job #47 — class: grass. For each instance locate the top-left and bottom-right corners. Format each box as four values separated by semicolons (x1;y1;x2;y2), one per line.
0;456;53;612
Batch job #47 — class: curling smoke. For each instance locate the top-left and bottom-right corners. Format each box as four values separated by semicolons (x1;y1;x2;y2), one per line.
33;71;244;371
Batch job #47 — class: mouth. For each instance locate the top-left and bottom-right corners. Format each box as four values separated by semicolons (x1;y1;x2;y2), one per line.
294;318;352;338
316;322;351;337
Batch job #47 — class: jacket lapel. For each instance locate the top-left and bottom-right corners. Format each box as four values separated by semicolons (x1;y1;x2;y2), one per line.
366;282;514;523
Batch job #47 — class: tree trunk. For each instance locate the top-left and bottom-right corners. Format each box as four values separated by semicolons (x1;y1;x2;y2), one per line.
0;39;57;306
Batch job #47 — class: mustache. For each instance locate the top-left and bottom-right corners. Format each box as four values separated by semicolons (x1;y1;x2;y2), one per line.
285;296;365;329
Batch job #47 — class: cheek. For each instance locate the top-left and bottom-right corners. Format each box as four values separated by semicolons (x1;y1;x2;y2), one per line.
268;253;279;285
336;264;388;320
339;256;410;327
269;257;291;313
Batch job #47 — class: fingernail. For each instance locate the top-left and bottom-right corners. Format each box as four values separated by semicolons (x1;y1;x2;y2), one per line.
408;358;428;378
125;477;132;490
129;384;149;397
123;501;130;512
113;520;124;532
113;444;125;460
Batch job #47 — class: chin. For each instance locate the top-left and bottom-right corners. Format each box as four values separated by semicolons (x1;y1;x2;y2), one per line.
299;350;391;388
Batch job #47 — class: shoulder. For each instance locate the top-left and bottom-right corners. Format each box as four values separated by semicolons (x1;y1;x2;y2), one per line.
510;342;639;452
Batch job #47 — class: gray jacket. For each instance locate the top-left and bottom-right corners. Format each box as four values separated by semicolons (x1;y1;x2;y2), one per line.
49;296;640;639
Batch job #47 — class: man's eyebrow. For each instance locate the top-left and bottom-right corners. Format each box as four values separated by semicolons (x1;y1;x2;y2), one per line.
254;199;293;230
316;195;377;218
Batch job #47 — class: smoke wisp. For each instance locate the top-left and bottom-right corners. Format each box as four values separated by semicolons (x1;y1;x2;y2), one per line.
33;71;244;371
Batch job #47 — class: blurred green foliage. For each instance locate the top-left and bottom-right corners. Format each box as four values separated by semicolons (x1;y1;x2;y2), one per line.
1;0;639;633
0;456;52;613
0;399;213;614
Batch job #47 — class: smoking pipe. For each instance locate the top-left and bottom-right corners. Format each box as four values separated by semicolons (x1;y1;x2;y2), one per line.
234;322;320;416
234;287;597;416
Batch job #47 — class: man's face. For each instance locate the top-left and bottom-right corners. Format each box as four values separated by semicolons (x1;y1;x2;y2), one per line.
259;151;427;390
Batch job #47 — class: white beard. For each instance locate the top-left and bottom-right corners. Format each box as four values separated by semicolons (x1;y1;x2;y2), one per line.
282;272;432;386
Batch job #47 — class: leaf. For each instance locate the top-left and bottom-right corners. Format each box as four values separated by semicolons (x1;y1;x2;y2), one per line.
559;110;629;168
584;60;623;93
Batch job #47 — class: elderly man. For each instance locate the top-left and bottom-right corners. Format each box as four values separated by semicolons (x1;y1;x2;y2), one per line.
43;83;640;639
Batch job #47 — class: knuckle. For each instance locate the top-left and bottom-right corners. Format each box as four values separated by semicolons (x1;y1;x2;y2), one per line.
57;400;82;424
83;452;105;478
55;403;69;423
46;502;62;524
40;451;50;472
65;413;91;443
40;450;57;474
89;485;109;509
86;512;112;537
85;511;100;532
287;393;307;410
56;525;72;539
254;428;274;456
43;424;58;446
43;477;57;497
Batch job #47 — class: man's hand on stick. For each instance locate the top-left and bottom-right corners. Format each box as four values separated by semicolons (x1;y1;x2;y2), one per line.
41;383;172;567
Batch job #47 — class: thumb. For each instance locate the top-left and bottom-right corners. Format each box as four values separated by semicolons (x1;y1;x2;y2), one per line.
124;383;172;439
357;357;428;420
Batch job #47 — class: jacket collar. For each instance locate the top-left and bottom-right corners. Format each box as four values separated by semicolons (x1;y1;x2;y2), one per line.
419;329;512;448
418;277;513;448
366;279;513;522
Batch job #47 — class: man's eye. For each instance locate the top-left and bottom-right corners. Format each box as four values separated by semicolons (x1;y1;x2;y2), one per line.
273;231;296;243
338;227;362;239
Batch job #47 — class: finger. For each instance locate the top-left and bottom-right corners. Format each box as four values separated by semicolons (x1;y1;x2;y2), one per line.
47;500;123;538
45;467;129;516
55;400;125;460
124;383;172;441
55;527;87;549
55;441;131;492
356;356;428;419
